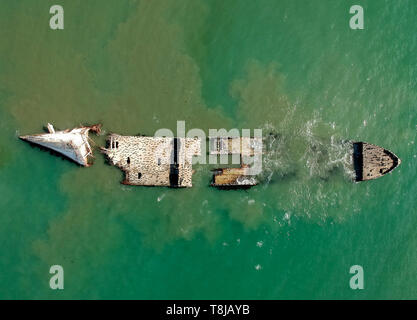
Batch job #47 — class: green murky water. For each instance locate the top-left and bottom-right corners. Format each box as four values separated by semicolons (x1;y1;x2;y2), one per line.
0;0;416;299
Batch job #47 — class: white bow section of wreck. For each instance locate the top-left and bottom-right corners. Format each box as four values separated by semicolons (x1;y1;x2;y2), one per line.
101;134;201;187
19;123;101;167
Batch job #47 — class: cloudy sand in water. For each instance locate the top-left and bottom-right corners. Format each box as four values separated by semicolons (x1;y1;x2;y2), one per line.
0;0;416;299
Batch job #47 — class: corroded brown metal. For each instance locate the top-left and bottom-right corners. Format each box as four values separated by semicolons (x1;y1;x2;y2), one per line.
353;142;401;181
211;166;258;189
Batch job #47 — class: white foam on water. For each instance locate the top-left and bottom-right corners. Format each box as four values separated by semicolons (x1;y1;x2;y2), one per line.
260;119;355;185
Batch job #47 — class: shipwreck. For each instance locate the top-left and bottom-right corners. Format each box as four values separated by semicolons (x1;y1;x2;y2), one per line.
101;134;201;187
352;142;401;182
18;122;402;187
19;123;101;166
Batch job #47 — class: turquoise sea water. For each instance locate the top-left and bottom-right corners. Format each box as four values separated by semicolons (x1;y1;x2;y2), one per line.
0;0;416;299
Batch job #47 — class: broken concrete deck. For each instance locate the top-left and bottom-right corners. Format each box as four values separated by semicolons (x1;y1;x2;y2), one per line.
209;137;263;156
209;137;262;188
101;134;201;187
211;167;258;188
